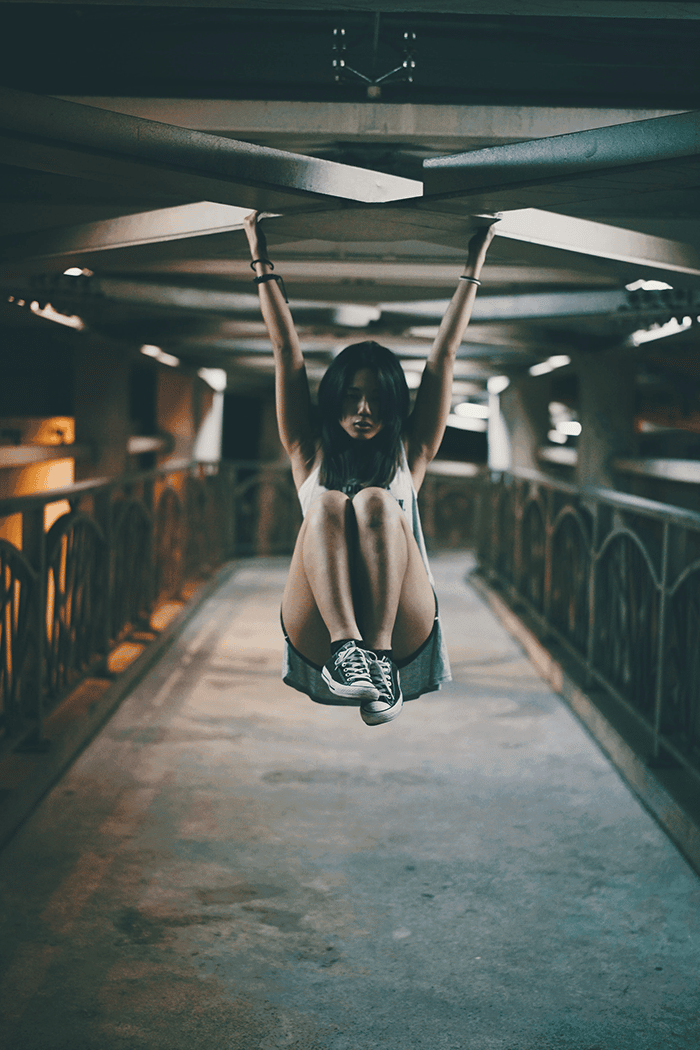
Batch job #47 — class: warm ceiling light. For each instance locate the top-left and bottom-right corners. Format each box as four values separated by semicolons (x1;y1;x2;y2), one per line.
140;344;180;367
454;401;490;419
446;414;488;433
625;279;673;291
487;375;510;395
197;367;227;392
529;355;570;377
30;301;85;330
62;266;93;277
629;316;693;346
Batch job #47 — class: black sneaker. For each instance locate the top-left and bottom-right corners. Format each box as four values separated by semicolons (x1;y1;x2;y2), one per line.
361;655;403;725
322;641;381;701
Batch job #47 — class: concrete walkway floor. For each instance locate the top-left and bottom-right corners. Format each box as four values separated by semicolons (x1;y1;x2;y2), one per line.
0;554;698;1050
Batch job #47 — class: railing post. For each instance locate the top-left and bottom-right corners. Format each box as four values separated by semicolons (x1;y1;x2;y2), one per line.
651;520;670;764
21;506;47;749
543;485;553;621
585;496;601;689
93;487;113;663
230;463;239;556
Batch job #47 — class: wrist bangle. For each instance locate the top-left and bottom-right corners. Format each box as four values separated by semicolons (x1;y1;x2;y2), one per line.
250;258;273;271
254;272;288;302
459;275;481;286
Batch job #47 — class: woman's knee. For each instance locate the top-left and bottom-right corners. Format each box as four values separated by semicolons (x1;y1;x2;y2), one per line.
352;486;401;530
305;489;351;532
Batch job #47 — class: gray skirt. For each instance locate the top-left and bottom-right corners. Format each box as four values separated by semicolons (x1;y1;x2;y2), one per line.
280;599;452;706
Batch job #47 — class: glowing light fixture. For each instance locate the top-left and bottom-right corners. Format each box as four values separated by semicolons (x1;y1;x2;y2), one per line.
140;344;180;367
487;375;510;395
629;316;693;346
62;266;94;277
446;414;487;432
197;367;228;392
454;401;490;419
625;279;673;291
529;355;571;377
29;301;85;330
548;430;568;444
556;420;582;436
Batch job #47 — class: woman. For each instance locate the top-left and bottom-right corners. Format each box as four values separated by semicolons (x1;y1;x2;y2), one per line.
244;211;496;726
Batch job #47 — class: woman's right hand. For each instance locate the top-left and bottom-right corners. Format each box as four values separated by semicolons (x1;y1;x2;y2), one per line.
244;210;270;263
466;221;498;271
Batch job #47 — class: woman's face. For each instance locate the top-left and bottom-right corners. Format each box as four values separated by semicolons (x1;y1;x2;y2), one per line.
338;367;383;441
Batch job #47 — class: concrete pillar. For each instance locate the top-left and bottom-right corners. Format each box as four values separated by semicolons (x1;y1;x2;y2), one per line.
498;374;551;473
256;395;288;555
156;369;196;466
575;353;636;489
73;342;130;481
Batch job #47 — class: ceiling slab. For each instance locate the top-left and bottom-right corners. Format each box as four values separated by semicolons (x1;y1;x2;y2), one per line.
10;1;700;17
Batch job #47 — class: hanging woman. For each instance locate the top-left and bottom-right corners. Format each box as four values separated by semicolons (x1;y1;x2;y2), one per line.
243;211;496;726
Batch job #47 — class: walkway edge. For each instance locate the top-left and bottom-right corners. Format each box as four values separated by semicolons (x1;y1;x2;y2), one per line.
0;561;239;851
469;570;700;878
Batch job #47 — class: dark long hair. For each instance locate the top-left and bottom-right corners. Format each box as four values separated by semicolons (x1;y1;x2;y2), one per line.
317;341;410;493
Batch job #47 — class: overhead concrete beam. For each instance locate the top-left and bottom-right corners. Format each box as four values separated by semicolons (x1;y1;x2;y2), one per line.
495;209;700;279
0;87;422;211
0;202;253;264
421;111;700;217
381;286;700;323
424;111;700;196
13;1;700;18
58;98;683;152
20;275;683;324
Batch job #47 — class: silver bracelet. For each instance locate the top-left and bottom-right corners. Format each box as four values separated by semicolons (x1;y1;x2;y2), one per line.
459;275;481;286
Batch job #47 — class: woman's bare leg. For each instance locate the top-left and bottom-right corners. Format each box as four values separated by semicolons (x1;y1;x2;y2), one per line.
282;490;361;666
283;487;435;667
351;487;435;658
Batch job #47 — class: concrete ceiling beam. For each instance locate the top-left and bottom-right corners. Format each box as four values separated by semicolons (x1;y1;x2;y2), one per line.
0;202;253;265
421;111;700;218
495;209;700;280
19;275;681;324
57;98;683;151
0;87;422;210
11;1;700;18
424;111;700;195
381;286;700;323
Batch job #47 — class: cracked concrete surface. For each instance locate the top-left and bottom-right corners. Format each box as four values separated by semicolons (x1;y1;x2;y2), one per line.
0;553;698;1050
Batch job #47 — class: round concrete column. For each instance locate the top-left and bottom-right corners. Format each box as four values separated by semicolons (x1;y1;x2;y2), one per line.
498;374;551;473
575;353;636;489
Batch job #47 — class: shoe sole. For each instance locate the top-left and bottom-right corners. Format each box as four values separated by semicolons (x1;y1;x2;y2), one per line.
360;694;404;726
321;664;380;701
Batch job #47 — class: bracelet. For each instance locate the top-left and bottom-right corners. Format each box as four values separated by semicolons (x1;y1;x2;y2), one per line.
250;258;273;271
253;272;288;302
459;275;481;286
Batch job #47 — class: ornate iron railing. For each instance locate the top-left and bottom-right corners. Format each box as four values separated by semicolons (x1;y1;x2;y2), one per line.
0;460;239;755
477;469;700;782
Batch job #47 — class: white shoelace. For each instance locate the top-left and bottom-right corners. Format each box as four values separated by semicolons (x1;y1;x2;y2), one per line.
336;644;372;684
369;656;393;698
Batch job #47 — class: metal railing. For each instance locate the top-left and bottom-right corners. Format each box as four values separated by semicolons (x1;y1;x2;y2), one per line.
477;469;700;782
0;459;238;754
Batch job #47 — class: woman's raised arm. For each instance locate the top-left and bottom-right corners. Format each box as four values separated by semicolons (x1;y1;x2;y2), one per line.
406;222;497;490
244;212;316;484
